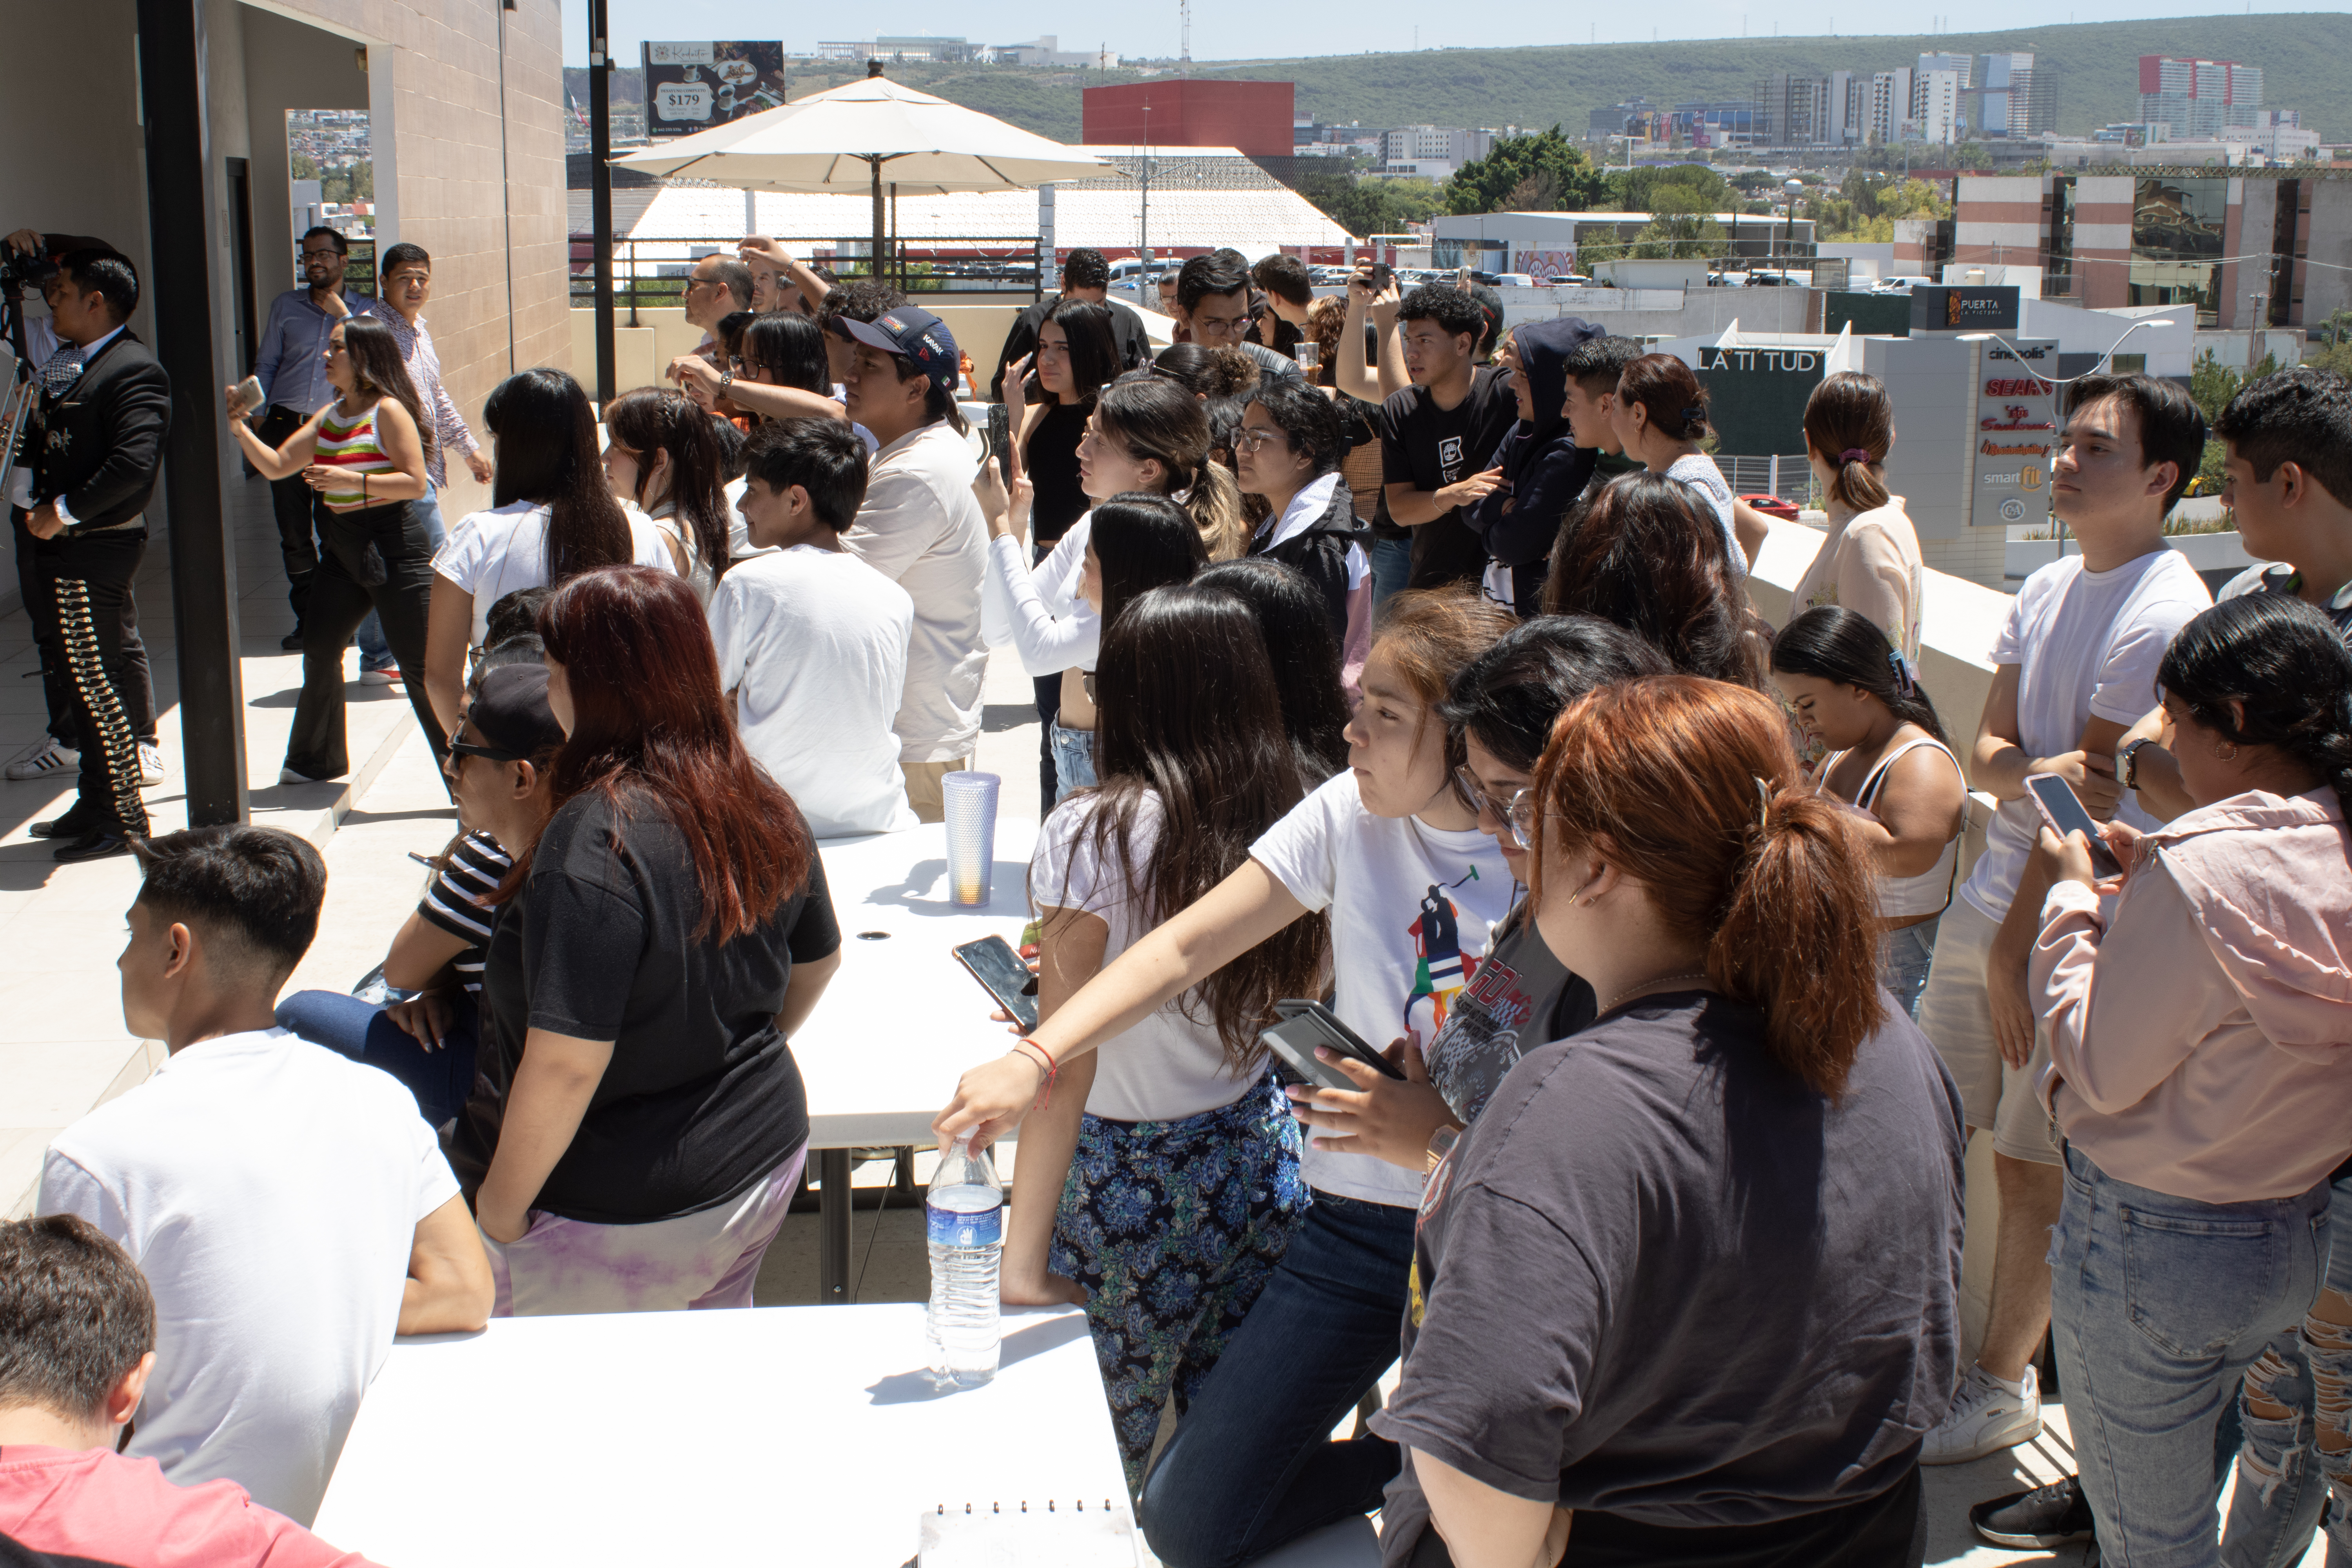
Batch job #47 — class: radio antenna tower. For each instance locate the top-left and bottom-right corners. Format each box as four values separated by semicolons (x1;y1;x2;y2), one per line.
1180;0;1191;76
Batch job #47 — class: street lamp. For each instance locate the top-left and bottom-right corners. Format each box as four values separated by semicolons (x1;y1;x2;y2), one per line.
1781;177;1804;269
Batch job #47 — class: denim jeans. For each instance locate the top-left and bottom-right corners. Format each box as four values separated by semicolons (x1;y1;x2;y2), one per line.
1368;537;1413;612
2053;1143;2329;1566
1138;1191;1416;1568
1049;721;1098;803
359;483;446;672
1878;918;1939;1023
275;986;479;1128
2224;1174;2352;1568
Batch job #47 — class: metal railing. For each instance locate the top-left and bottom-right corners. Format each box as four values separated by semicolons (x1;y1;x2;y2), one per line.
1717;454;1817;506
568;235;1046;320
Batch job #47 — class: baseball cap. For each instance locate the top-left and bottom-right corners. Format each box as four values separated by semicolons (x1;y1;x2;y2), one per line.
450;664;566;764
831;306;960;395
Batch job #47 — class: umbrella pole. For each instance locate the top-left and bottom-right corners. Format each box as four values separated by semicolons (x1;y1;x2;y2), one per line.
870;156;886;286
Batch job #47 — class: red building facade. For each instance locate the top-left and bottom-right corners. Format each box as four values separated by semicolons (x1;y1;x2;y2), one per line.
1082;80;1295;159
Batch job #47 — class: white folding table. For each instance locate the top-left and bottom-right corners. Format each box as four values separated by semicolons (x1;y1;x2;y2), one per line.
310;1304;1130;1564
799;822;1040;1301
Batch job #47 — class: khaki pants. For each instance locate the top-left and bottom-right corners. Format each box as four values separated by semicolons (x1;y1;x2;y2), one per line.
901;757;972;824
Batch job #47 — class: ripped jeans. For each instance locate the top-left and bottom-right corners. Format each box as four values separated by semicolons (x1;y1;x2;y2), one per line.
2224;1172;2352;1568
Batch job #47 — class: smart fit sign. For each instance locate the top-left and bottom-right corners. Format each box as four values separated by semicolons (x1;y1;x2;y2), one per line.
1968;339;2058;529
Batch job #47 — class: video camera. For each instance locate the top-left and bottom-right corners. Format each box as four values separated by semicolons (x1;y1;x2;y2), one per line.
0;248;57;296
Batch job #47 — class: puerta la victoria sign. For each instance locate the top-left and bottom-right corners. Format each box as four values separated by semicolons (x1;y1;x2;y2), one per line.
1970;339;2058;528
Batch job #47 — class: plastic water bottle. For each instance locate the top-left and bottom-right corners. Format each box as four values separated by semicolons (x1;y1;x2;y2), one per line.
926;1134;1004;1388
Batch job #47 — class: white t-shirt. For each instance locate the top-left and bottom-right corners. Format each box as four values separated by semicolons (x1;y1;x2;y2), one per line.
707;543;920;839
433;500;675;647
1958;548;2212;920
1249;771;1515;1205
1033;790;1258;1123
1664;451;1745;577
843;421;990;764
36;1029;458;1527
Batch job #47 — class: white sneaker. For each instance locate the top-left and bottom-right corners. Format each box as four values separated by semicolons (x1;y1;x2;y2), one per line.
1921;1363;2042;1465
138;742;164;786
5;737;79;780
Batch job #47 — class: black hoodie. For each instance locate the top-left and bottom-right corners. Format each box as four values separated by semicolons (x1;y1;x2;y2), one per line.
1465;317;1605;617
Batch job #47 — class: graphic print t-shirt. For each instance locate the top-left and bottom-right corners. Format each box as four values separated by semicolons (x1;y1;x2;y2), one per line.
1423;908;1595;1126
1250;771;1514;1205
1380;367;1519;591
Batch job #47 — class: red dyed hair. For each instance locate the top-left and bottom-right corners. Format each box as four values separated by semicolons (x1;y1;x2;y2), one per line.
528;565;812;942
1531;675;1882;1097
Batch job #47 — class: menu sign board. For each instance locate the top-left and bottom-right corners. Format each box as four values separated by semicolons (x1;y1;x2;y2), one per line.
643;42;786;138
1970;338;2058;529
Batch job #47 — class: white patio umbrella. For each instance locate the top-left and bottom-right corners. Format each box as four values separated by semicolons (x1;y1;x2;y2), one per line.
612;64;1111;262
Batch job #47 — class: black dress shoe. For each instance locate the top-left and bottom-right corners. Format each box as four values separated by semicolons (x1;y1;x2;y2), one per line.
1969;1474;2094;1548
29;810;96;839
53;828;135;863
281;628;305;651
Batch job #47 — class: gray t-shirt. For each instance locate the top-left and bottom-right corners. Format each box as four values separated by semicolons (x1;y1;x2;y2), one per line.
1423;908;1593;1125
1374;991;1964;1537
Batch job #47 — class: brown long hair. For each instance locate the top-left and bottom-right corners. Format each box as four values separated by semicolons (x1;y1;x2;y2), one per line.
1098;374;1249;561
339;314;435;476
603;387;731;581
1531;676;1883;1097
1617;352;1710;441
1058;584;1327;1067
1550;472;1759;688
517;566;812;942
1803;371;1893;513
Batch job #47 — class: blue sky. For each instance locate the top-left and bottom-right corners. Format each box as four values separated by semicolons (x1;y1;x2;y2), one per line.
566;1;2332;68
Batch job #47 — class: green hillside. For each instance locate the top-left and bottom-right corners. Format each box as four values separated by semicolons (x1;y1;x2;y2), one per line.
568;16;2352;150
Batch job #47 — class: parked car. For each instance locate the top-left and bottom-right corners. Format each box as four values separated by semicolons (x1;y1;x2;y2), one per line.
1739;493;1802;522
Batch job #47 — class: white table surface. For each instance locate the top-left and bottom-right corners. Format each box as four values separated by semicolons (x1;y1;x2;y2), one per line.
798;822;1041;1150
312;1304;1128;1565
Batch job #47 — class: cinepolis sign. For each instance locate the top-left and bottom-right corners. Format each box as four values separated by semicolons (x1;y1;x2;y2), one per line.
1969;337;2059;527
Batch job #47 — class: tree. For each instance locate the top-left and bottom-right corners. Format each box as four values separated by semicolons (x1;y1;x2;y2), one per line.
291;152;321;180
1951;141;1994;170
1293;167;1445;238
318;162;373;206
1629;185;1730;258
1445;127;1602;215
1616;163;1731;215
2189;348;2281;425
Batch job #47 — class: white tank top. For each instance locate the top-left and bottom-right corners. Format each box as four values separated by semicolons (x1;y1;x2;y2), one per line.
1822;737;1964;919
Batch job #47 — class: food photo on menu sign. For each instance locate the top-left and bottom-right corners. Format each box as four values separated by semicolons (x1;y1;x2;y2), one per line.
642;40;787;136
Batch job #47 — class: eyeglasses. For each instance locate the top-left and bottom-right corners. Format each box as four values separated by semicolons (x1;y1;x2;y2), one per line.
1454;765;1537;850
1232;428;1285;454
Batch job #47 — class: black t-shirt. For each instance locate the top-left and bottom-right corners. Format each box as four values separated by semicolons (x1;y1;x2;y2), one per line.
1375;992;1964;1529
1423;907;1593;1125
454;786;842;1224
1024;401;1091;544
1380;367;1519;590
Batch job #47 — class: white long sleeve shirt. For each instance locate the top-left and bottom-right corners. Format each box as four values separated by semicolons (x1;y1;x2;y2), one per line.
979;514;1098;678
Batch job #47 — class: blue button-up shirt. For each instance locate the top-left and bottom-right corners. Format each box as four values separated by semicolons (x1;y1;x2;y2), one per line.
252;287;384;416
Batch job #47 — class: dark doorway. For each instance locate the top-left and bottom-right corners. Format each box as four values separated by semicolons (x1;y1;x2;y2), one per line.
225;156;258;373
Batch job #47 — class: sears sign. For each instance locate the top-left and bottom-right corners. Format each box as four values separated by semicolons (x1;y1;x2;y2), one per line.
1968;339;2058;529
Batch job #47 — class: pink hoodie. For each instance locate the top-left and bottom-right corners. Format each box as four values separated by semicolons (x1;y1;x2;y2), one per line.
2034;788;2352;1203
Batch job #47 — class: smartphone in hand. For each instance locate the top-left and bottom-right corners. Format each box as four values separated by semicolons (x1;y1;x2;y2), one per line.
2025;773;2125;880
954;934;1038;1032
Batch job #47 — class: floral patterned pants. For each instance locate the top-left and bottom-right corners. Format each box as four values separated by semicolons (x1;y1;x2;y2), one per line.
1050;1074;1311;1490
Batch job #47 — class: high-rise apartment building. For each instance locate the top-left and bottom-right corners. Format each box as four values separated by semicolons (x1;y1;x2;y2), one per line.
1754;71;1858;146
1915;69;1964;145
1969;52;2056;137
1826;69;1866;144
1868;68;1914;143
2138;56;2263;139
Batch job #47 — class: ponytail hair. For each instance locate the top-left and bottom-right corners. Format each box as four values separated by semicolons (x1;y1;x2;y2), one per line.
1531;676;1883;1097
1770;605;1947;745
2158;592;2352;821
1802;370;1893;514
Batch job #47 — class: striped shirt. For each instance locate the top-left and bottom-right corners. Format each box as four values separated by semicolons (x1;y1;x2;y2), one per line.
313;402;397;508
415;831;512;994
377;310;479;488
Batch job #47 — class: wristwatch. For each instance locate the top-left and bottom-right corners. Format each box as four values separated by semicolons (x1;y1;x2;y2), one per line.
717;369;735;394
1425;1124;1461;1174
2116;738;2154;792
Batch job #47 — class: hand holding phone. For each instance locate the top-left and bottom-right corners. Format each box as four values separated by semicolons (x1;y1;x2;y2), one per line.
954;935;1039;1032
2025;773;2125;880
1260;1000;1408;1091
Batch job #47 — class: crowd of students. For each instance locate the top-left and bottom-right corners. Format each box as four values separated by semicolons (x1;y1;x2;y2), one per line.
7;232;2352;1568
